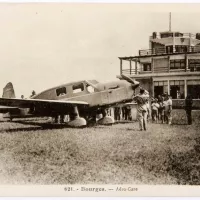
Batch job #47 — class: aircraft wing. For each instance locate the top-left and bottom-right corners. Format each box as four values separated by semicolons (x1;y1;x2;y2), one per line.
0;105;19;113
0;98;89;114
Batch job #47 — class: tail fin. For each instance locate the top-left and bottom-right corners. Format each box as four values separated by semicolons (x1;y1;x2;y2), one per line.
2;82;16;98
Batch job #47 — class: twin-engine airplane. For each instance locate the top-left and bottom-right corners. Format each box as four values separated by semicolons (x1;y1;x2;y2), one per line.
0;75;139;127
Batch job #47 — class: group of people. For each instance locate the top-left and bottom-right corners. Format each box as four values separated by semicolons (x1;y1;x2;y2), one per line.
151;94;172;124
21;90;36;99
20;88;194;129
133;87;193;131
114;106;132;121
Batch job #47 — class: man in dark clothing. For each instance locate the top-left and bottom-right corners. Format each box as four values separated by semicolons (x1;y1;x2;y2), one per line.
185;94;193;125
126;105;132;121
30;90;36;98
122;107;126;120
114;107;121;121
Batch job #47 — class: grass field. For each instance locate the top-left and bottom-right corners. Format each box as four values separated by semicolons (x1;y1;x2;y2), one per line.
0;110;199;185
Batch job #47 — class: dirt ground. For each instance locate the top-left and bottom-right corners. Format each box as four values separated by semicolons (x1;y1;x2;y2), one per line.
0;110;199;185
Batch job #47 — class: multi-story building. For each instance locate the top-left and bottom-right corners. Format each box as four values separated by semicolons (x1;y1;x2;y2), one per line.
118;31;200;107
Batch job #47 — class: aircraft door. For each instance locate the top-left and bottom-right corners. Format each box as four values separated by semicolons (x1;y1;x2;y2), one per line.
107;87;127;104
100;85;128;105
101;91;109;105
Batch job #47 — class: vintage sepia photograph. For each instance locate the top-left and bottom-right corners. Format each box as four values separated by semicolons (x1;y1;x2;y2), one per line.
0;2;200;195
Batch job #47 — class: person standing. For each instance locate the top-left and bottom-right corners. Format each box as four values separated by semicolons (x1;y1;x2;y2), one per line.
30;90;36;98
126;105;132;121
146;98;151;121
124;106;128;120
157;95;162;120
114;107;118;121
122;106;126;120
163;94;173;125
151;98;160;123
114;107;121;121
159;96;165;123
185;94;193;125
133;88;149;131
117;107;121;121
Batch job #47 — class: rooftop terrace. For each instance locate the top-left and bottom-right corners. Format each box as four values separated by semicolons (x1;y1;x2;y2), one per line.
139;46;200;56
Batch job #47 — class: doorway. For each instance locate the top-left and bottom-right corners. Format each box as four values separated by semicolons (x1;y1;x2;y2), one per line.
154;86;163;98
166;45;173;54
170;85;180;99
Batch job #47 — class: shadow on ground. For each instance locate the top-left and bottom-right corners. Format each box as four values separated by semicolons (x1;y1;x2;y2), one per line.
167;137;200;185
0;120;71;133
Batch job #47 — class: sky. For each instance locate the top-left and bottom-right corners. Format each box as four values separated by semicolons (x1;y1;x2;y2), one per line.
1;3;200;97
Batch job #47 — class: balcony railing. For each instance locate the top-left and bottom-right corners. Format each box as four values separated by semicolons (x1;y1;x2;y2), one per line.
150;32;196;40
121;67;200;76
139;46;200;56
182;33;196;39
121;69;138;75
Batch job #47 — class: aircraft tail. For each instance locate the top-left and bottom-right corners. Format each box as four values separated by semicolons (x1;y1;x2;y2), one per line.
2;82;16;98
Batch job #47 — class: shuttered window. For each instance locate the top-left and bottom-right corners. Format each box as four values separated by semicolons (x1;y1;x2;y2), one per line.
189;59;200;72
170;59;185;70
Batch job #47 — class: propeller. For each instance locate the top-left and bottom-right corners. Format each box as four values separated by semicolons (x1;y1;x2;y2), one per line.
121;74;139;89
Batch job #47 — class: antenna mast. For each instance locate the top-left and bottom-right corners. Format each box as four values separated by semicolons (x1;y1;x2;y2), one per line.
169;12;171;31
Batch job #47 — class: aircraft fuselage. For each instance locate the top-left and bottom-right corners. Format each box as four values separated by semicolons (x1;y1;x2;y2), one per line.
2;79;137;122
33;80;135;108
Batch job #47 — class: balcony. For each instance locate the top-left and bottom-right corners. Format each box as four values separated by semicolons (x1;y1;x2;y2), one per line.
150;32;196;40
139;46;200;56
121;68;138;75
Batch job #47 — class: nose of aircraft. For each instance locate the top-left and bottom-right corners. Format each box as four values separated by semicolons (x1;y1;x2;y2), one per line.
121;74;139;89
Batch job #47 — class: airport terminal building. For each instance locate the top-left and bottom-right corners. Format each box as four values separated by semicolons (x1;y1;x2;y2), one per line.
119;31;200;107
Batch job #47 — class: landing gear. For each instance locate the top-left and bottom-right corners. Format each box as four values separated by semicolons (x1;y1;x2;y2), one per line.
60;115;65;123
9;117;13;122
67;106;86;127
54;115;59;123
51;107;114;127
52;115;67;124
87;115;97;127
97;108;114;125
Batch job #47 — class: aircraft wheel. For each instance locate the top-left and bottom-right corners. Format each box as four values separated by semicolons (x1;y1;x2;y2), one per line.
67;117;87;128
97;116;114;125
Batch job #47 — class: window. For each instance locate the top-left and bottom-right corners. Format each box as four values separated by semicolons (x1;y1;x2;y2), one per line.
143;63;151;71
154;81;168;98
160;33;173;38
170;80;184;99
175;45;188;53
170;59;185;70
72;83;84;93
56;87;67;96
187;85;200;99
86;84;95;93
189;59;200;72
160;32;183;38
174;32;183;37
154;81;168;86
187;80;200;99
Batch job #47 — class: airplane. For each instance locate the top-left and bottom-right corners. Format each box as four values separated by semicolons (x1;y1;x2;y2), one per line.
0;75;139;127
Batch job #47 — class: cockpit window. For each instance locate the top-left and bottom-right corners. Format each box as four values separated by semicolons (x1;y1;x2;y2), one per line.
87;80;99;84
86;84;95;93
56;87;67;96
72;83;84;93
